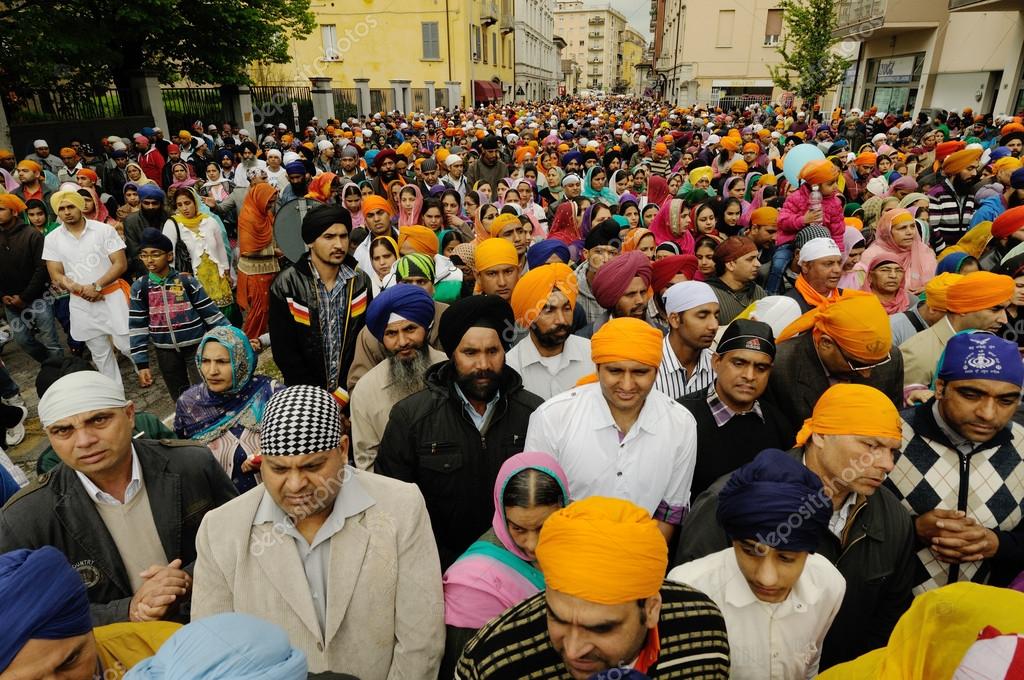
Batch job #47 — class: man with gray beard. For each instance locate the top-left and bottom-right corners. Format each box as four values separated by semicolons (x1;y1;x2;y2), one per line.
351;284;446;471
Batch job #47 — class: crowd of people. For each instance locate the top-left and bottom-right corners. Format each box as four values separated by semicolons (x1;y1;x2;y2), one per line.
1;95;1024;678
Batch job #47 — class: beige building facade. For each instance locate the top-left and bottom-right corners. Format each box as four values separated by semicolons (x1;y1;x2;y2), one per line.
554;1;631;93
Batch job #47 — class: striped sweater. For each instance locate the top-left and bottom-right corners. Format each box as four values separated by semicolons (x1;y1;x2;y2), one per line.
456;582;730;679
129;270;228;367
928;179;976;249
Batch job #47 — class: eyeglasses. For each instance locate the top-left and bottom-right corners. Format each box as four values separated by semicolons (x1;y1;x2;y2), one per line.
830;338;892;372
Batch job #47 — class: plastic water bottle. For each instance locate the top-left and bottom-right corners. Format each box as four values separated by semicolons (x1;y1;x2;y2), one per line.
808;184;823;229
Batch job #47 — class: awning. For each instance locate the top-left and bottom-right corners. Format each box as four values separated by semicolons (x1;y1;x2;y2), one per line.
473;80;502;102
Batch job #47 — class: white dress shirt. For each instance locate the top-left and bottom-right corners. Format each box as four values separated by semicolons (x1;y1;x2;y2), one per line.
505;334;594;400
75;446;142;506
653;335;715;400
668;548;846;680
523;382;697;524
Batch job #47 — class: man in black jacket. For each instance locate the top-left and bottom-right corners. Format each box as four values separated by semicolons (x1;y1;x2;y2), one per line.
376;295;543;569
0;370;237;625
674;383;915;670
268;204;371;396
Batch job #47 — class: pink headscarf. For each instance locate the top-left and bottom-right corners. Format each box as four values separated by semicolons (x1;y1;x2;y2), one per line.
854;208;936;313
648;198;695;254
397;183;423;227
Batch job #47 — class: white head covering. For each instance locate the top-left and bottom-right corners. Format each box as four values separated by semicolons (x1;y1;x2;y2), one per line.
664;281;717;314
740;296;803;337
33;139;48;148
561;173;582;186
38;372;129;428
866;175;890;197
445;154;463;168
798;237;843;264
317;140;333;152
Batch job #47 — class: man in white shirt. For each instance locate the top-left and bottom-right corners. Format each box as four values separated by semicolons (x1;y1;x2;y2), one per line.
442;154;468;198
43;190;132;386
524;316;697;542
507;263;594;399
668;448;846;680
653;280;720;400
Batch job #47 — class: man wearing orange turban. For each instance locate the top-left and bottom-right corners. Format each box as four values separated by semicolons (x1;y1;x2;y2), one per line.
933;147;983;248
891;272;963;346
674;383;912;668
901;270;1013;388
525;316;700;542
397;225;439;256
768;294;902;441
506;263;593;399
474;238;519;300
457;496;730;677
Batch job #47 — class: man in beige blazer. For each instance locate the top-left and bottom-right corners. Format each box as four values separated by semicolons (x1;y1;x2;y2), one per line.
192;384;444;678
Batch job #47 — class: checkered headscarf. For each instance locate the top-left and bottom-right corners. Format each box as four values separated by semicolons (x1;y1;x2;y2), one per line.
259;385;341;456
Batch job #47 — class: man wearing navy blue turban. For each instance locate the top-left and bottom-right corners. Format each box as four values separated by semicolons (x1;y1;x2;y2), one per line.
668;449;847;679
350;284;447;470
524;238;570;271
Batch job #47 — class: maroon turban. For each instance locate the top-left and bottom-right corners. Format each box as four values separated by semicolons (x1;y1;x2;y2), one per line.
591;251;653;310
713;236;758;265
652;255;698;295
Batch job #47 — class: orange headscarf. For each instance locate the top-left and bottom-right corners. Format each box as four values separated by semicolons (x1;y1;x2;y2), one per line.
622;228;655;253
305;172;337;202
591;317;662;367
397;226;439;256
510;263;578;328
536;497;667;605
945;271;1014;313
924;272;963;312
778;292;892;362
237;183;278;255
795;384;901;447
800;159;839;185
942;148;982;176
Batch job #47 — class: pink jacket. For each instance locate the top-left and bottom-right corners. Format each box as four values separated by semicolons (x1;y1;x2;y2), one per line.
776;184;845;247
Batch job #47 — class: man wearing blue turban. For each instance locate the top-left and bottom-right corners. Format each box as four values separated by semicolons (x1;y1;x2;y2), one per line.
350;284;447;470
668;449;846;680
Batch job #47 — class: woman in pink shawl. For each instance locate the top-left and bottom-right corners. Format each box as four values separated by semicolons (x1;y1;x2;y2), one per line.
852;208;936;313
442;452;569;646
648;198;696;255
397;183;423;227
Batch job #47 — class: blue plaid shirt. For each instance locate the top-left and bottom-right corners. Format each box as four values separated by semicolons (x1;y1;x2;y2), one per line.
313;262;357;391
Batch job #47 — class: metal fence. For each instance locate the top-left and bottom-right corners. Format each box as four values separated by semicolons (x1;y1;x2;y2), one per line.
250;85;313;131
435;87;449;110
411;88;428;113
3;87;140;124
369;89;394;114
707;94;772;111
161;86;227;133
332;88;358;119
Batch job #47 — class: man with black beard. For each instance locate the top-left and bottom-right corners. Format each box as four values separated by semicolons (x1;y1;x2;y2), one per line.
278;161;310;205
377;294;543;569
506;264;595;399
351;284;446;471
466;135;509;197
930;146;983;250
371;149;401;197
122;184;172;280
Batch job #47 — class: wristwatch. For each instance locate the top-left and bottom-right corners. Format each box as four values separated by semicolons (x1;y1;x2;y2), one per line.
93;282;103;293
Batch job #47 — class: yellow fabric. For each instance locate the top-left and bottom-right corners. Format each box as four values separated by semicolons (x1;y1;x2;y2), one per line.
688;166;712;186
474;237;518;272
730;159;749;174
801;159;839;184
536;496;667;605
397;226;439;256
591;317;662;367
94;621;181;678
510;263;578;328
945;271;1014;313
924;272;963;312
195;254;235;308
778;292;891;362
818;583;1024;680
489;212;520;238
794;384;901;447
50;190;85;214
942;147;982;175
719;137;739;152
938;221;993;262
749;207;778;226
993;157;1022;174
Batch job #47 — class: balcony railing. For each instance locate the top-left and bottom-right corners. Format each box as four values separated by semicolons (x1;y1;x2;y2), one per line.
588;16;605;24
481;0;498;26
835;0;885;30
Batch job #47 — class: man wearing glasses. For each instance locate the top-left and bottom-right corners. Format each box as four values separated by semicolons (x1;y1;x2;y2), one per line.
765;294;904;444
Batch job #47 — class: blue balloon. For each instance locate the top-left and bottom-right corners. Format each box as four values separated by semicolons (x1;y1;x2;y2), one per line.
783;144;827;186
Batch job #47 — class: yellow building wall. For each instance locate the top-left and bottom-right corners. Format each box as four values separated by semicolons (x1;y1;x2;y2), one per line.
253;0;513;108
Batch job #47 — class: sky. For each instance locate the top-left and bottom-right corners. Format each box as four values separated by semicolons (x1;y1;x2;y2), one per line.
580;0;653;42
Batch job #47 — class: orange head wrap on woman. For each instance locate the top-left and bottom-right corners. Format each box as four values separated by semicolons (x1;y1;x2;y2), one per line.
591;317;662;367
794;384;902;447
237;183;278;254
0;194;27;215
778;292;892;362
945;271;1014;314
622;228;655;252
510;263;578;328
924;272;964;312
305;172;337;202
800;159;839;185
942;148;983;176
397;226;439;256
535;496;667;605
474;237;519;273
362;194;395;217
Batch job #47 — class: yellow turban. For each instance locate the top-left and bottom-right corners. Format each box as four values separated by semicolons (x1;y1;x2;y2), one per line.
687;166;712;186
946;271;1014;313
942;148;982;176
749;207;778;226
397;226;439;256
719;136;739;153
778;292;892;362
993;157;1022;174
50;190;85;215
510;263;577;328
395;141;414;159
489;212;520;238
795;384;901;447
730;159;749;174
591;317;662;367
758;174;778;186
535;497;667;605
474;237;518;273
924;272;963;312
435;148;450;166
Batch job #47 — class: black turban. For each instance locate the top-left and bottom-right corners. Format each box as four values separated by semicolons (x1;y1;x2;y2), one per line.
438;294;515;356
585;218;623;250
301;204;351;244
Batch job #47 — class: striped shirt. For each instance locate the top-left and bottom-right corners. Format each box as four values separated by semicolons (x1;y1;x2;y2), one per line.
456;582;731;679
654;336;715;400
928;180;975;249
313;262;356;391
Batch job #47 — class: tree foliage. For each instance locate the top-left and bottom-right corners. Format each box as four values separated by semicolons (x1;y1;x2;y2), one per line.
768;0;851;103
0;0;315;93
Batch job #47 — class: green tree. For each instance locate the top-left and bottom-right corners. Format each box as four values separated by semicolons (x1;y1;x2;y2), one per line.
0;0;314;94
768;0;851;103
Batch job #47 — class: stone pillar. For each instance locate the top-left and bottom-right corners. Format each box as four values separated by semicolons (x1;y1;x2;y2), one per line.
354;78;371;117
219;85;255;131
130;73;168;132
446;81;462;110
390;80;411;114
425;81;436;110
310;77;335;122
